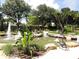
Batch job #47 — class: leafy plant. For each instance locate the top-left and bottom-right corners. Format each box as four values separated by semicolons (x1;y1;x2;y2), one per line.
21;32;27;48
21;31;32;48
64;25;73;34
21;31;33;58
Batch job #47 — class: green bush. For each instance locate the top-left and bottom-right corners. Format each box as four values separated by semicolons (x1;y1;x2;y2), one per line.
64;25;72;34
23;44;44;56
35;44;44;51
3;44;13;56
30;44;44;51
16;44;23;50
75;32;79;35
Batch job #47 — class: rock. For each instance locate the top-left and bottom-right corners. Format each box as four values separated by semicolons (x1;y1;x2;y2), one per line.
45;43;57;51
66;41;78;47
54;38;59;42
43;31;48;37
65;35;72;41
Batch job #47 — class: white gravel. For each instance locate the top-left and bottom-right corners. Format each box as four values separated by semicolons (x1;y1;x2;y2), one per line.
37;47;79;59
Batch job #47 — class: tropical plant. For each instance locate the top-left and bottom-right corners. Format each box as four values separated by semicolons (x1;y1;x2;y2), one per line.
21;30;33;58
27;15;37;25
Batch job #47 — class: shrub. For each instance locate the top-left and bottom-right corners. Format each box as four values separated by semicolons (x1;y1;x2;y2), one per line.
30;44;44;52
75;32;79;35
30;44;44;51
16;44;23;50
3;44;13;56
64;25;72;34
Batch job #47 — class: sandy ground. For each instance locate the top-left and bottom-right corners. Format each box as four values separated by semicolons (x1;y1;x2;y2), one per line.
37;47;79;59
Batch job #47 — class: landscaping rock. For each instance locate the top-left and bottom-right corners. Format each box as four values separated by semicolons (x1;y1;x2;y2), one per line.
65;35;72;41
45;43;57;51
66;41;79;47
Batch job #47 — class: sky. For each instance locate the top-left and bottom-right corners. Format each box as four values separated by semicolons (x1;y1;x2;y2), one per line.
24;0;79;11
0;0;79;11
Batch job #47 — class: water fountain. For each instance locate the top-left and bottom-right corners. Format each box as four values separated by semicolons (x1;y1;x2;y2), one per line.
15;31;22;40
5;17;27;40
6;22;12;40
5;22;22;40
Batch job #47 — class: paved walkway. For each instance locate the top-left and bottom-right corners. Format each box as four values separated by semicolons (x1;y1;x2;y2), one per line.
37;47;79;59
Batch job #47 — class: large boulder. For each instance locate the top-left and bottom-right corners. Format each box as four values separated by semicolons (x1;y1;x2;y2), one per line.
66;41;79;47
65;35;72;41
45;43;57;51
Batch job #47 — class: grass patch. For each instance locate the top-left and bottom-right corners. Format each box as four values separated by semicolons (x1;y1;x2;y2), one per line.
31;37;55;50
0;39;16;43
48;31;59;34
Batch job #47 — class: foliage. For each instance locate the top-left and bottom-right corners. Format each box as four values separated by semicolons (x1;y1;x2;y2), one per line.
64;25;73;34
35;44;44;51
3;44;13;56
1;0;79;33
16;43;23;50
27;15;37;25
21;32;27;47
19;31;34;59
30;44;42;51
21;31;32;47
0;10;5;31
32;4;56;26
31;37;55;51
2;0;31;29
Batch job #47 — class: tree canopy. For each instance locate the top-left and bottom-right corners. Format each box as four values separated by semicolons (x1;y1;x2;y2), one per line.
32;4;56;26
2;0;31;29
0;1;79;33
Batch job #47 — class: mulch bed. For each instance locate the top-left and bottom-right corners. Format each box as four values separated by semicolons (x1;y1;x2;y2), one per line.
13;47;44;59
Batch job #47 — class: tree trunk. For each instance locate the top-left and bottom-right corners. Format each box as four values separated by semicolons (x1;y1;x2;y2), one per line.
0;21;4;31
59;22;64;34
56;16;64;34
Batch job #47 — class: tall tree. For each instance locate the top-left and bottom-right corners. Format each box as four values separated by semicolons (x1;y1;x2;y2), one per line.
70;11;79;31
54;8;71;34
54;12;65;34
2;0;31;30
32;4;56;26
61;8;71;24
